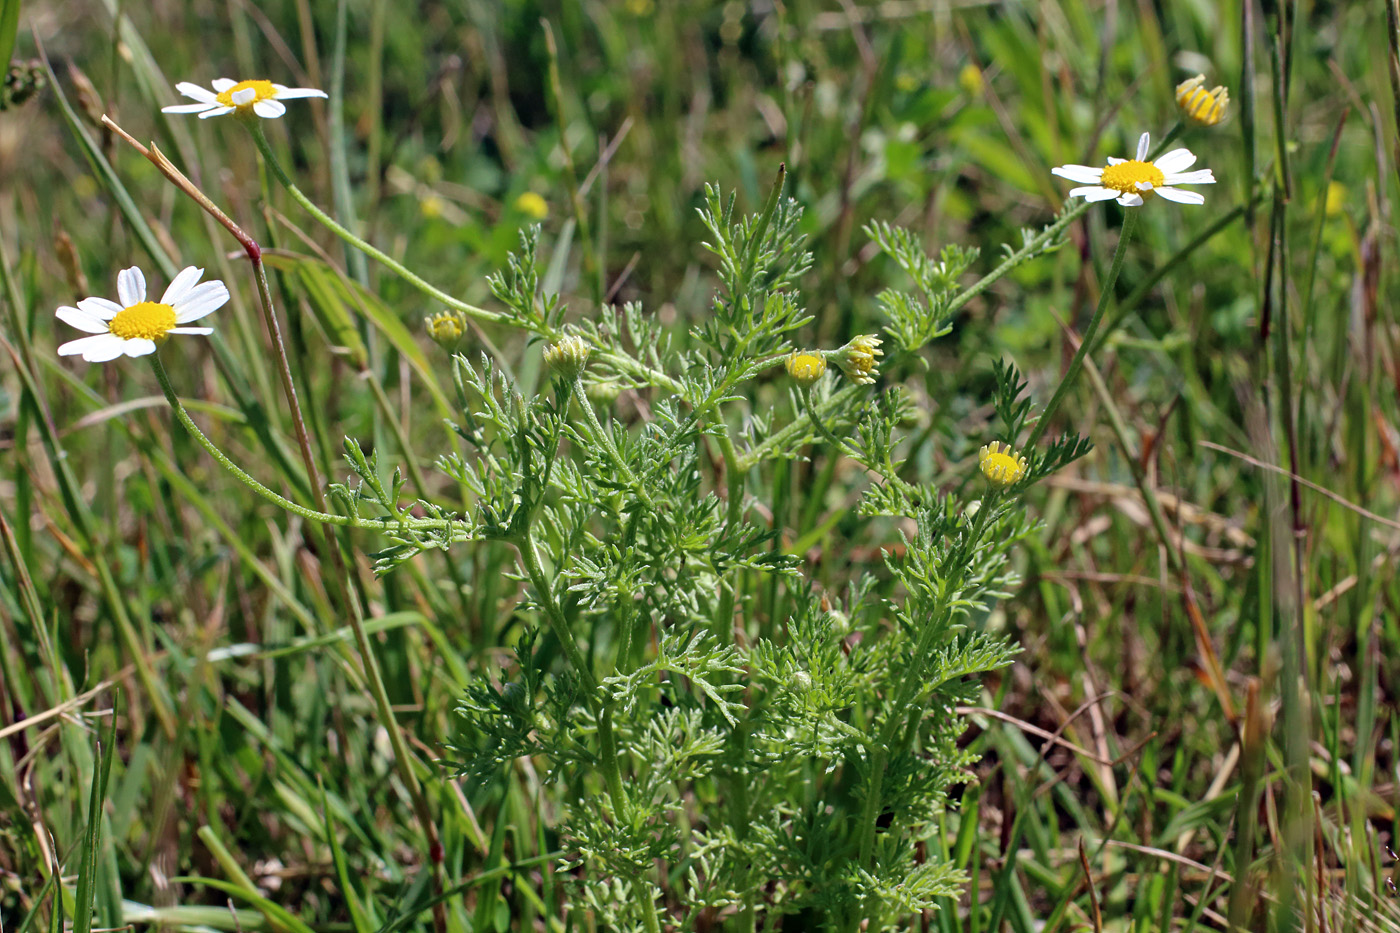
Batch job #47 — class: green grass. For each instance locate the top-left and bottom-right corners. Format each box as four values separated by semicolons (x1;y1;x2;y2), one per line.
2;0;1397;930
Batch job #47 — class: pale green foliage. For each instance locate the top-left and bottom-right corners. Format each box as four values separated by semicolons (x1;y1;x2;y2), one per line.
336;186;1093;929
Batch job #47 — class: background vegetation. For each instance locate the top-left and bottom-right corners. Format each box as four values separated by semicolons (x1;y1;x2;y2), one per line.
1;0;1397;929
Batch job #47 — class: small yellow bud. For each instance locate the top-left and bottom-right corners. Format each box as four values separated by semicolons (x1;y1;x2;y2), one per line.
514;191;549;220
979;441;1027;488
958;63;985;97
834;335;883;385
543;334;591;378
785;350;827;388
425;309;467;348
1175;74;1229;127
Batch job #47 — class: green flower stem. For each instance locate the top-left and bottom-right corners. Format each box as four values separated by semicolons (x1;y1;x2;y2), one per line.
571;374;654;510
246;120;683;397
1026;204;1139;449
1149;122;1184;160
148;356;457;533
517;528;658;927
516;533;612;759
247;119;505;327
239;197;448;931
742;199;1093;472
851;494;998;927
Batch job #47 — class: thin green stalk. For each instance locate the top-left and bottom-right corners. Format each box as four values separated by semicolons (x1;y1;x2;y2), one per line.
516;528;660;929
852;497;999;901
570;374;653;509
1026;205;1138;449
247;120;683;394
742;199;1093;471
147;356;450;533
248;119;503;326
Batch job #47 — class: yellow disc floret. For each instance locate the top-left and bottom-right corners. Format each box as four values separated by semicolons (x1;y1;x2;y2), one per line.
216;79;277;108
979;441;1027;488
1098;160;1166;196
785;351;827;388
108;301;178;341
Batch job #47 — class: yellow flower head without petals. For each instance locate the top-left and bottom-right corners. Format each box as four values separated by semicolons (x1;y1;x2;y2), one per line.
515;192;549;220
979;441;1027;488
785;350;827;388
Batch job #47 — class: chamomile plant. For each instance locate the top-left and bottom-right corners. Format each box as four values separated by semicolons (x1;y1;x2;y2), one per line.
96;83;1106;926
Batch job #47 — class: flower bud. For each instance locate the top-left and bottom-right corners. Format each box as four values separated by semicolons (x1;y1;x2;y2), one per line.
978;441;1027;488
1175;74;1229;127
834;334;884;385
543;334;591;379
785;350;827;388
425;309;467;348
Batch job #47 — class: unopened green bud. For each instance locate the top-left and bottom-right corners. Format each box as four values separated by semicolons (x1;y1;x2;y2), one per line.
543;334;591;378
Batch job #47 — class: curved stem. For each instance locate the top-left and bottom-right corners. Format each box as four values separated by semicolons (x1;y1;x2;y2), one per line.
247;119;504;326
148;356;457;533
246;120;684;396
571;374;653;509
1026;205;1139;449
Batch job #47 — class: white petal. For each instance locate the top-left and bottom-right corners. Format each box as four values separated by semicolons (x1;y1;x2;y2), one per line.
168;326;214;335
1135;132;1150;161
1052;164;1104;183
163;102;219;114
122;338;158;358
162;266;204;305
58;334;125;362
77;297;123;320
231;87;258;105
1118;192;1144;207
1106;156;1126;165
174;82;217;102
210;78;238;92
1135;181;1154;191
1153;148;1196;174
56;306;110;334
271;86;328;100
117;267;146;306
173;281;230;323
1163;169;1216;186
1154;186;1206;204
199;106;237;119
1069;186;1121;202
252;99;287;119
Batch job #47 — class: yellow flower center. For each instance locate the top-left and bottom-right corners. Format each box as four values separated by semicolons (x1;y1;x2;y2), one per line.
215;79;277;108
109;301;178;341
1099;160;1165;196
979;442;1027;488
786;352;826;386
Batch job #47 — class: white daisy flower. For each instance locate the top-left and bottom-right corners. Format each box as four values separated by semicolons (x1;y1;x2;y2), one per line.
56;266;229;362
1051;132;1216;207
162;78;327;120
